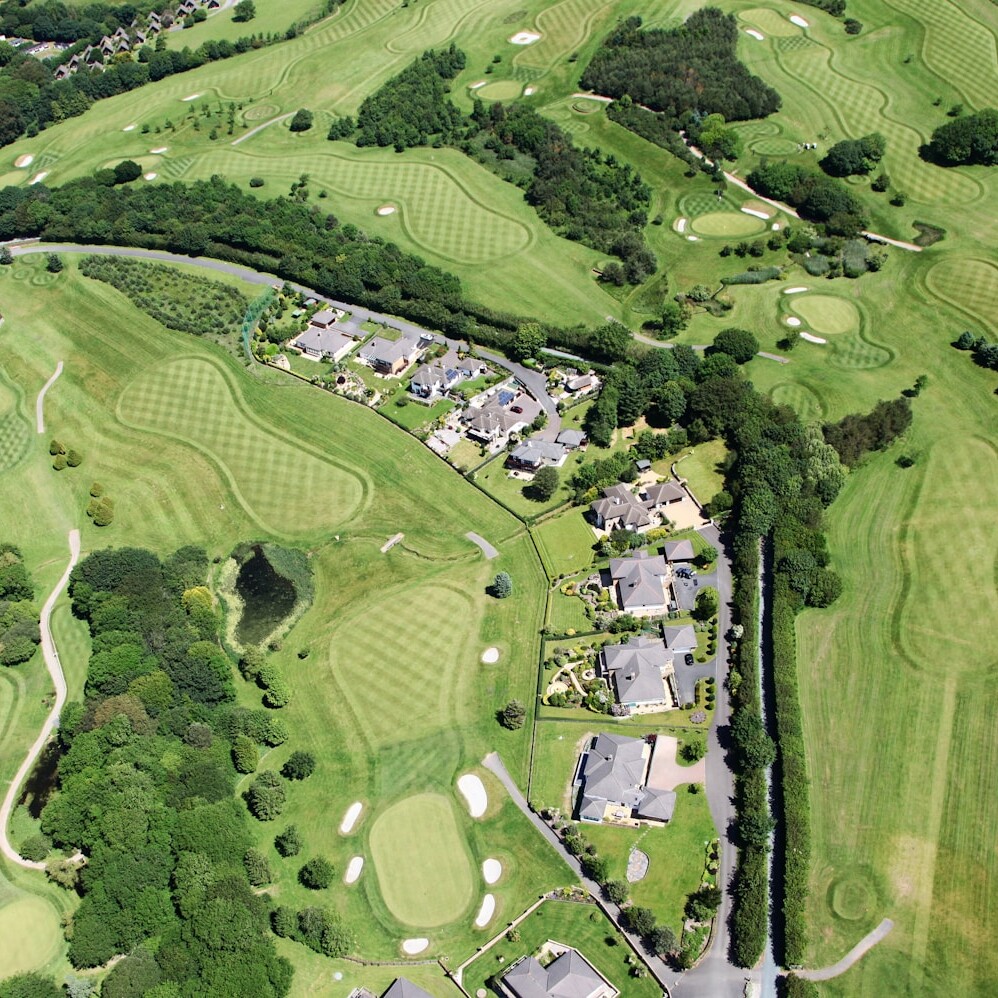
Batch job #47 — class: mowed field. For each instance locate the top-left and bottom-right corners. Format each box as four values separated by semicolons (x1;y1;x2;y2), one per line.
0;259;572;982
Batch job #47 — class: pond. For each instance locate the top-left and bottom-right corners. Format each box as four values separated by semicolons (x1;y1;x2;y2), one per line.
235;544;298;646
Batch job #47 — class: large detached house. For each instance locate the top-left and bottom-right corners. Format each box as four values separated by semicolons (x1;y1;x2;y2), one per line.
589;481;684;533
290;323;360;363
463;386;542;446
601;635;675;710
574;733;676;825
507;439;567;471
501;947;618;998
358;332;427;375
609;551;669;615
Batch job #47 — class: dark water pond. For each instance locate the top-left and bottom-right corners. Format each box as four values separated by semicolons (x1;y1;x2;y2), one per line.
235;544;297;646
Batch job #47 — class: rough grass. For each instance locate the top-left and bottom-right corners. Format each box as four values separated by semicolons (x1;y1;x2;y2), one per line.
368;793;475;927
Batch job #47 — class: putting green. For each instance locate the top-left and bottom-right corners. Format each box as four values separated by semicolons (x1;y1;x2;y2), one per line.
689;211;766;237
369;793;474;928
0;895;62;974
790;295;859;335
476;80;526;101
740;7;799;36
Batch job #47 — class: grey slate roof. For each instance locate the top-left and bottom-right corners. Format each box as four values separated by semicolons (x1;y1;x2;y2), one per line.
381;979;436;998
664;539;696;561
609;551;669;611
310;308;338;327
663;624;697;654
509;439;566;467
602;636;669;705
590;485;652;531
579;733;648;811
643;481;685;506
556;428;587;448
503;949;610;998
290;324;354;359
464;389;542;439
637;786;677;822
359;333;419;368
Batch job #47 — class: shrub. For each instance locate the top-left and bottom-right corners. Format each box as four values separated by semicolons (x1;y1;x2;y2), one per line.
299;856;335;889
803;255;831;277
275;825;302;857
289;109;314;133
232;734;258;773
245;771;286;820
282;750;316;781
844;18;862;34
604;880;629;905
721;266;781;285
20;833;51;862
66;449;82;467
52;454;67;471
49;439;65;456
249;177;265;188
243;848;271;886
46;253;63;273
500;699;526;730
491;572;513;598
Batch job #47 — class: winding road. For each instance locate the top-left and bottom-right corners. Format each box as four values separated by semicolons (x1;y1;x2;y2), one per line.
0;529;80;870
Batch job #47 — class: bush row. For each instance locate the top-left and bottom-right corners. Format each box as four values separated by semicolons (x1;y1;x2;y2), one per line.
721;266;782;285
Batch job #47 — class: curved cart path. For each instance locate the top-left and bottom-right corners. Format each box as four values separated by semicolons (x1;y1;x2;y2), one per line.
465;532;498;559
35;361;63;434
0;529;80;869
800;919;894;981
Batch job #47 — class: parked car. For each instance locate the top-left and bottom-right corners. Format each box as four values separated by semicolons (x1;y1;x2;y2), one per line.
684;653;694;667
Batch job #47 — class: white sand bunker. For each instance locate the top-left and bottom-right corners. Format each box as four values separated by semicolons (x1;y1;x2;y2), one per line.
686;235;699;241
402;938;429;955
150;146;167;154
469;81;487;90
339;801;363;834
524;86;536;96
789;14;809;27
742;207;770;219
123;124;136;132
772;222;781;230
344;856;364;884
14;154;32;168
29;172;48;184
481;647;499;664
458;774;487;818
745;29;765;40
676;217;687;233
784;286;808;294
144;172;157;181
785;316;802;327
483;859;502;885
474;894;496;928
182;93;201;101
800;332;826;344
510;31;541;45
376;204;397;216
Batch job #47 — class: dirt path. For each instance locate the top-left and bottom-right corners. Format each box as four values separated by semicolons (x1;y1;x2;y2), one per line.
232;112;294;147
35;361;63;434
0;529;80;869
800;919;895;981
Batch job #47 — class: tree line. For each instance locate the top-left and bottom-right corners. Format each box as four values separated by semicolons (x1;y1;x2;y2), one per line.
0;1;160;44
0;542;40;666
923;108;998;166
746;162;868;236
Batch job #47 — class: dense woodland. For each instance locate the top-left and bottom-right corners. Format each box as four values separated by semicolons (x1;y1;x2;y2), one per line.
34;546;308;993
580;9;781;123
745;162;868;235
0;542;40;666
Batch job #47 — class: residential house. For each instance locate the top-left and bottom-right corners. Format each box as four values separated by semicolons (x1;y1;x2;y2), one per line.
358;332;425;375
574;733;676;825
644;481;685;510
663;623;697;657
457;357;487;380
664;538;696;562
590;485;652;532
309;308;341;328
507;439;567;471
409;362;458;399
565;372;599;396
501;947;618;998
54;64;71;80
600;635;674;710
177;0;198;16
463;386;542;446
609;551;669;614
556;428;587;450
289;322;360;363
380;980;435;998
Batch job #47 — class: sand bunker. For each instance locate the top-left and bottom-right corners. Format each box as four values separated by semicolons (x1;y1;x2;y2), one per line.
742;207;771;220
474;894;496;928
150;146;168;154
123;124;136;132
686;235;699;241
402;938;429;955
457;774;487;818
784;286;808;294
789;14;809;27
481;647;499;664
29;172;48;184
785;316;802;327
339;801;363;834
800;332;826;344
524;86;536;96
14;154;32;168
745;29;765;40
482;859;502;885
376;205;397;216
469;81;487;90
772;222;781;230
344;856;364;884
182;93;201;101
676;217;687;233
510;31;541;44
144;172;157;181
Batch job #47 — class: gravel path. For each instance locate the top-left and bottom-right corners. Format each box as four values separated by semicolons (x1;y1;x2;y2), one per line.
465;532;498;559
800;919;894;981
0;529;80;869
35;360;63;433
232;112;294;147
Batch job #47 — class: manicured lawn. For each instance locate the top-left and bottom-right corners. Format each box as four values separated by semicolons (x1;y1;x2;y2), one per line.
473;453;571;519
368;794;475;928
546;589;593;635
460;899;661;998
532;510;597;579
383;394;455;432
672;439;728;506
584;792;716;936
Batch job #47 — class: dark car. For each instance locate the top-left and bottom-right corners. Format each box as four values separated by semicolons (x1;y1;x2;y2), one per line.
684;653;694;667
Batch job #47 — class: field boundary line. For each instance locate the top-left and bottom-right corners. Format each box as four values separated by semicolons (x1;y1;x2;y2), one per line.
0;529;80;870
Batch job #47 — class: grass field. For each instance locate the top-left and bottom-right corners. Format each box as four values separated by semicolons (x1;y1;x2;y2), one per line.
0;259;572;978
532;511;598;579
368;794;475;928
459;898;662;998
673;439;728;505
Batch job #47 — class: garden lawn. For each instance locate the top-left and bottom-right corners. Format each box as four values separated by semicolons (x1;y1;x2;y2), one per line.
473;453;571;519
672;439;728;506
584;791;715;936
532;510;597;578
459;898;661;998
